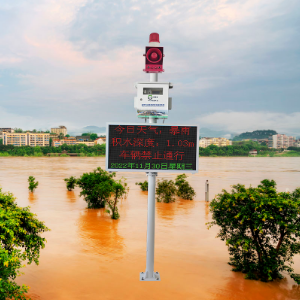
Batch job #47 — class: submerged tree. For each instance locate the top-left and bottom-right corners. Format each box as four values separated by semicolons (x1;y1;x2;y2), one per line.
64;176;77;191
175;174;196;200
106;180;126;220
76;168;116;208
0;188;49;299
208;179;300;284
28;176;38;192
156;179;177;203
135;180;148;191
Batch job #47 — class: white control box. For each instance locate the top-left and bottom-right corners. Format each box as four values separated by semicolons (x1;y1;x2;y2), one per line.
134;82;173;111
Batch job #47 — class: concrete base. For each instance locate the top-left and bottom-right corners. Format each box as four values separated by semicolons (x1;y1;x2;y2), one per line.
140;271;160;281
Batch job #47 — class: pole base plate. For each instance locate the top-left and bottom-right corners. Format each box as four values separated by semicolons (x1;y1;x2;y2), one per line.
140;271;160;281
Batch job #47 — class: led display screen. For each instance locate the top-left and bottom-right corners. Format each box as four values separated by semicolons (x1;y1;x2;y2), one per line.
106;124;199;172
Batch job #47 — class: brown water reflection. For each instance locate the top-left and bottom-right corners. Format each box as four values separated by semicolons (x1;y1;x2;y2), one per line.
28;192;37;204
78;209;125;260
0;157;299;299
66;190;76;203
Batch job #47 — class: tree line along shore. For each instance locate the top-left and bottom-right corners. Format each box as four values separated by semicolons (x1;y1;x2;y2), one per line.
0;141;299;157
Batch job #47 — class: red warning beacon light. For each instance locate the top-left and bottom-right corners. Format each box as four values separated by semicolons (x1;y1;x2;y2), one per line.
143;33;164;73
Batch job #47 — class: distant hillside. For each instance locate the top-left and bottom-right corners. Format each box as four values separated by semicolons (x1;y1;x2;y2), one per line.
69;126;106;136
200;127;234;139
233;130;277;141
82;126;106;133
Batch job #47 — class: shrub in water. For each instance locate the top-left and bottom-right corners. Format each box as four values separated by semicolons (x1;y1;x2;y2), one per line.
175;174;196;200
28;176;38;192
106;179;127;220
135;180;148;191
64;176;77;191
76;167;116;208
156;179;177;203
208;179;300;284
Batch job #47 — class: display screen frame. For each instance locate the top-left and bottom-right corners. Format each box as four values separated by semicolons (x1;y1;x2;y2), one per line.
106;123;199;173
143;88;164;95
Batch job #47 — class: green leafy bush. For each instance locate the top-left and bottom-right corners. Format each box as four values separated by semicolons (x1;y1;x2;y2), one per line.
74;168;129;219
0;188;49;299
135;180;148;191
175;174;196;200
208;179;300;283
64;176;77;191
76;167;116;208
28;176;38;192
156;179;177;203
106;179;127;220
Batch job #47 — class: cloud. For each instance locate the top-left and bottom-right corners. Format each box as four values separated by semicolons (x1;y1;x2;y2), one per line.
0;0;299;131
198;111;300;135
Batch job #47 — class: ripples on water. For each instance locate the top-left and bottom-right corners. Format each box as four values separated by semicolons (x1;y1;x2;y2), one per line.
0;157;299;299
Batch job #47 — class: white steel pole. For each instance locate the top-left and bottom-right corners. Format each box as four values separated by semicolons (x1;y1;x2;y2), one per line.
140;72;160;281
144;172;158;280
150;73;158;83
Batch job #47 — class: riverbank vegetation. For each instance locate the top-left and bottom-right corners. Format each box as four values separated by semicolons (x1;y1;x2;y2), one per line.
0;188;49;299
64;167;128;219
199;141;300;157
0;141;299;157
208;179;300;284
0;144;106;157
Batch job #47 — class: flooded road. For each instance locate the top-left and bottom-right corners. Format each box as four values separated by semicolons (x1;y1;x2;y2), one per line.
0;157;300;299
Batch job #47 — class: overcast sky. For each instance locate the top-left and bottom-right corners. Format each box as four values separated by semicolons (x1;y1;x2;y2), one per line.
0;0;299;135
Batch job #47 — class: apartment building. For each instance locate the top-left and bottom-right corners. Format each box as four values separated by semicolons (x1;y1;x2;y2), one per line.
199;137;232;148
52;138;94;147
52;138;77;147
76;136;90;142
77;141;95;147
3;132;50;147
268;134;295;149
0;128;14;134
51;126;67;136
0;128;14;140
94;137;106;145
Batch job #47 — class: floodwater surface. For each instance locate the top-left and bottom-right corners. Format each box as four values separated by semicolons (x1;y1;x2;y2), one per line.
0;157;300;300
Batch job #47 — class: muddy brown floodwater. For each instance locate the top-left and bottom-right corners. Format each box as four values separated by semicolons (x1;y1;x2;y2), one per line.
0;157;300;300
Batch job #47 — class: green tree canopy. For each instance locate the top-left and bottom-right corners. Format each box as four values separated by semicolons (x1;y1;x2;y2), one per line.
0;188;50;299
76;167;116;208
89;133;98;141
208;180;300;283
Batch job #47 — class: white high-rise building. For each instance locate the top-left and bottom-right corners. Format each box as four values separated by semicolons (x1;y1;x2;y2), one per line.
268;134;295;149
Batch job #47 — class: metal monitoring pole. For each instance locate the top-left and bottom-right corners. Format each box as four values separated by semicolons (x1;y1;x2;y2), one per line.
140;57;160;282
